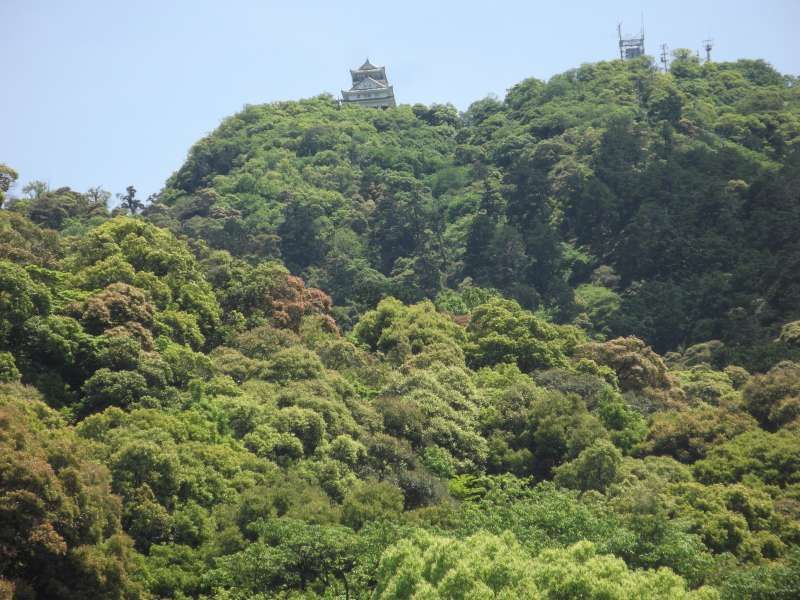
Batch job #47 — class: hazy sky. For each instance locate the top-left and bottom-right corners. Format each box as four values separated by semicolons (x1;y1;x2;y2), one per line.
2;0;798;199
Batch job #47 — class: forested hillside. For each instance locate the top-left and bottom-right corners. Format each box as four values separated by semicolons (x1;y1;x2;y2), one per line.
152;53;800;369
1;53;799;599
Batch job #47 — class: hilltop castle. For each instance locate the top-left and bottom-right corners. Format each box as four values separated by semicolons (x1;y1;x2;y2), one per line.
341;59;396;108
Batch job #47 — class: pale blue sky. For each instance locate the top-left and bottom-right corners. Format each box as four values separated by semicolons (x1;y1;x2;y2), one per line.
2;0;798;199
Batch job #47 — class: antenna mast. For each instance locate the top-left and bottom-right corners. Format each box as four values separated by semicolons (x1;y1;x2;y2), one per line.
703;39;714;62
660;44;670;72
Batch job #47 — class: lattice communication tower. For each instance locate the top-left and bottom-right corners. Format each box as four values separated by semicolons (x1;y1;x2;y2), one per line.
618;22;645;60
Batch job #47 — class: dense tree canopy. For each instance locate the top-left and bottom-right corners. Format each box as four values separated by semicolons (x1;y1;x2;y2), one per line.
149;56;800;367
1;52;799;599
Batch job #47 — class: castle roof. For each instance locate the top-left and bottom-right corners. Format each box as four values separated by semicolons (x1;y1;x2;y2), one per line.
358;58;377;71
351;76;387;91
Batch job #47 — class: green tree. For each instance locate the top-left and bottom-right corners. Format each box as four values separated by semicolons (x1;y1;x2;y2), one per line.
0;163;18;207
0;261;52;352
118;185;144;214
79;368;149;415
466;298;581;372
209;518;359;597
554;439;623;492
342;480;404;530
0;389;140;598
742;361;800;430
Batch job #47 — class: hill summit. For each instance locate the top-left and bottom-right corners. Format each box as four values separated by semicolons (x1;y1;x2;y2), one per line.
150;54;800;368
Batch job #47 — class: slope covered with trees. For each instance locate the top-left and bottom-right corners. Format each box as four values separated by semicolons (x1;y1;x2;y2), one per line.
1;52;799;599
152;53;800;369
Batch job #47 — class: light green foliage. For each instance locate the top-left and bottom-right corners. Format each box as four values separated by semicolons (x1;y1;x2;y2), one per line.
156;338;213;386
606;475;719;586
449;478;624;552
724;365;751;389
353;297;466;365
0;210;62;268
243;424;304;464
466;298;582;372
422;445;456;478
779;321;800;348
155;309;205;349
154;98;465;314
329;434;367;467
50;55;800;365
24;315;97;366
374;530;541;599
596;395;648;453
694;429;800;488
72;253;136;291
374;530;717;599
673;365;740;405
665;481;791;560
378;365;488;471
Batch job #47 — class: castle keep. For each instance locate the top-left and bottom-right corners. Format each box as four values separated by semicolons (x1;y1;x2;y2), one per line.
342;59;396;108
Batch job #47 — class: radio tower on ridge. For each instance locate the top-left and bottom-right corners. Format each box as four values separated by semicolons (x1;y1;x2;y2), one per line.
618;20;646;60
703;39;714;62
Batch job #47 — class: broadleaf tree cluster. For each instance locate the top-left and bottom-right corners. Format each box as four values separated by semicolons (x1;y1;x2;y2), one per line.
0;51;799;599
